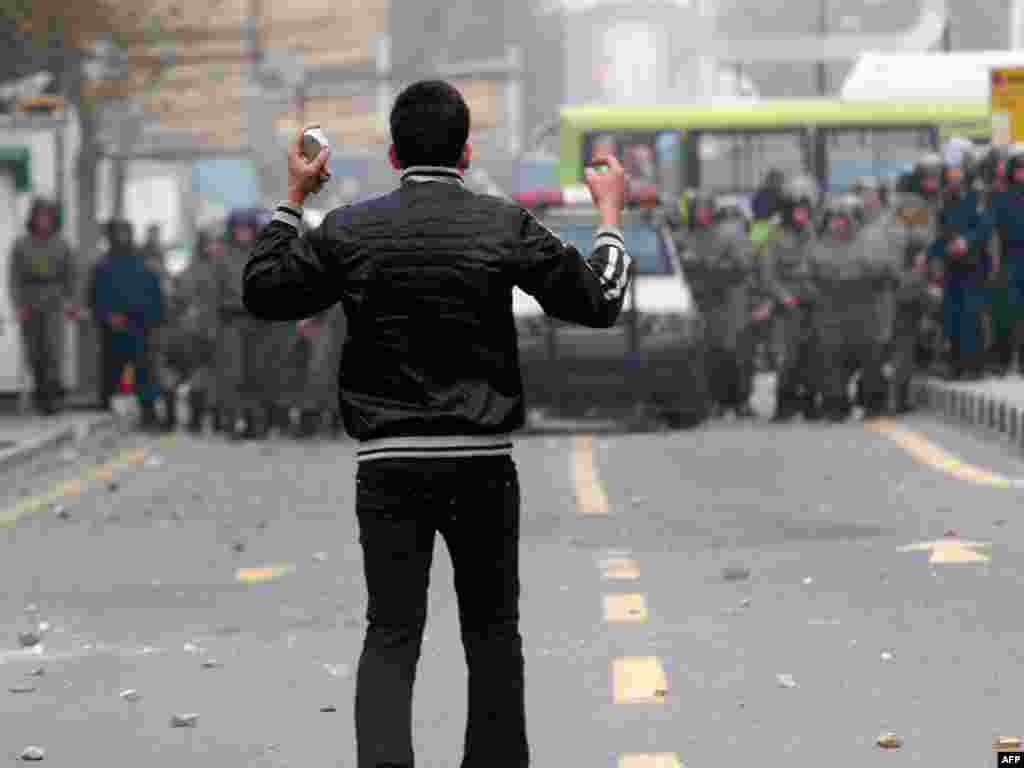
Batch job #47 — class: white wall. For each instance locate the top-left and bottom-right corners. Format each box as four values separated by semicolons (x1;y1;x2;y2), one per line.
96;158;189;247
0;115;80;391
0;167;22;393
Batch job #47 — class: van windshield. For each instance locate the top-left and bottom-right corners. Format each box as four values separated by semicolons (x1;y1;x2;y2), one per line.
547;221;672;275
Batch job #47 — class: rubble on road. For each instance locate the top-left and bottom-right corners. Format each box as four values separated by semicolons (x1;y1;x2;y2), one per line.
877;732;902;749
170;713;199;728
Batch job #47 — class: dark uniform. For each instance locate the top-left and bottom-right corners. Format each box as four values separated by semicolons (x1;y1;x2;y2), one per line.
178;231;221;432
929;158;994;381
214;208;286;439
680;193;757;417
284;303;348;437
89;219;164;429
761;176;819;422
8;199;76;414
810;195;890;420
990;145;1024;375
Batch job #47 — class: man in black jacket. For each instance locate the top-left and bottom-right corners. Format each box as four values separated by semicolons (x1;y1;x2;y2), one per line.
244;80;631;768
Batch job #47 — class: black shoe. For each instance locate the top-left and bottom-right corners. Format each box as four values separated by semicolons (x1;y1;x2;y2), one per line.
293;410;319;439
734;403;757;420
802;400;822;422
187;392;206;433
139;403;160;433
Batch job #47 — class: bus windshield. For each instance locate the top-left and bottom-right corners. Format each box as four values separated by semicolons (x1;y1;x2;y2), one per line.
548;220;672;276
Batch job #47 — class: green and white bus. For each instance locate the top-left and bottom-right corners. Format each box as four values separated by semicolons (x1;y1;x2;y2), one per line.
556;99;991;199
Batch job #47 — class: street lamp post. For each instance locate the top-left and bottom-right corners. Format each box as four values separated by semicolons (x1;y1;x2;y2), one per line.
816;0;828;96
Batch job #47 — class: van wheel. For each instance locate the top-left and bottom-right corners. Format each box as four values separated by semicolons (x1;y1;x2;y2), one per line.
661;410;703;430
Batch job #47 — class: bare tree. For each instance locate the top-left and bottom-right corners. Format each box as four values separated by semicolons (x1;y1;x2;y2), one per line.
5;0;185;263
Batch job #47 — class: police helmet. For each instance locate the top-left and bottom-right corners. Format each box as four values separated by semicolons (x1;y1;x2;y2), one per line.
913;153;943;197
781;174;819;207
850;176;879;193
915;153;943;176
713;193;751;222
821;194;864;233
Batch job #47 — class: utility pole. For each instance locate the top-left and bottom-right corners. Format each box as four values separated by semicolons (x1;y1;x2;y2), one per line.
243;0;264;204
941;19;952;52
816;0;828;96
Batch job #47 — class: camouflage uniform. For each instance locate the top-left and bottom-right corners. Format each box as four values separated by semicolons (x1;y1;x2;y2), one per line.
214;209;285;439
175;231;220;431
681;194;757;416
8;199;75;414
866;174;939;413
810;196;892;420
285;303;348;437
761;177;820;421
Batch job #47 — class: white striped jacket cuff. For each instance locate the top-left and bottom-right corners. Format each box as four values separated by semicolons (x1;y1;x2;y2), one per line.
272;202;303;230
590;226;632;301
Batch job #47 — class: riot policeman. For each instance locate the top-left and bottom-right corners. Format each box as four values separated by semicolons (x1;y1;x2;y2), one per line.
810;195;890;420
868;168;934;413
8;199;78;414
851;176;886;226
761;175;819;422
175;229;221;432
290;303;348;437
214;208;285;439
680;192;757;418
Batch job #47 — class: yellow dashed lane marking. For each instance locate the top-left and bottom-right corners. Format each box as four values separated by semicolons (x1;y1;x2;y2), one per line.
867;418;1024;488
604;593;648;623
0;445;151;527
236;564;297;584
573;434;609;515
899;538;993;564
620;755;683;768
600;557;640;580
613;656;668;704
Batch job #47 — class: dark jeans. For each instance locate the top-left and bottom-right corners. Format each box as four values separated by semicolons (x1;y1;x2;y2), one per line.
354;455;528;768
943;278;986;375
100;327;156;408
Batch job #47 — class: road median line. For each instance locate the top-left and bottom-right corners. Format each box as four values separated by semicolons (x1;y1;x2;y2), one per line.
573;434;609;515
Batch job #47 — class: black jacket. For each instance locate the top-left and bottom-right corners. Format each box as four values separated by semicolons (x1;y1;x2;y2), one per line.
243;166;632;461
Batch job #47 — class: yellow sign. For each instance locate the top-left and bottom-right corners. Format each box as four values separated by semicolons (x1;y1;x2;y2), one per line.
990;67;1024;146
236;564;296;583
898;539;992;564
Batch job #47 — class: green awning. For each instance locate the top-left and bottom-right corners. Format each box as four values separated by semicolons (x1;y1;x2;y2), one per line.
0;146;30;193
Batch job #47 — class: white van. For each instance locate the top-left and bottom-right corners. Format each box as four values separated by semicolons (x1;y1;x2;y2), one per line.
512;196;708;427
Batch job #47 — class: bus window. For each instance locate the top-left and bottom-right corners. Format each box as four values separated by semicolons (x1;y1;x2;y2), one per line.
696;130;808;194
582;130;682;189
824;126;934;191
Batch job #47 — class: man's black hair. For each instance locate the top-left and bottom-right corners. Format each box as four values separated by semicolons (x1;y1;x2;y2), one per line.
389;80;470;168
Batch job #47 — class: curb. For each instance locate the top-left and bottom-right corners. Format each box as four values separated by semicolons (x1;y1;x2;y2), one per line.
911;377;1024;455
0;413;118;474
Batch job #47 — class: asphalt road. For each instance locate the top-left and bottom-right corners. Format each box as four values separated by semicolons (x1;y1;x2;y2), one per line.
1;390;1023;767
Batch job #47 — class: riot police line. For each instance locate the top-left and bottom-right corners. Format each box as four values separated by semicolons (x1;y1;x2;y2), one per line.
142;208;349;441
670;142;1024;424
138;142;1024;437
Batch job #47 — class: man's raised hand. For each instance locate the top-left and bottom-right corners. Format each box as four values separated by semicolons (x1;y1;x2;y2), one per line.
287;127;331;206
